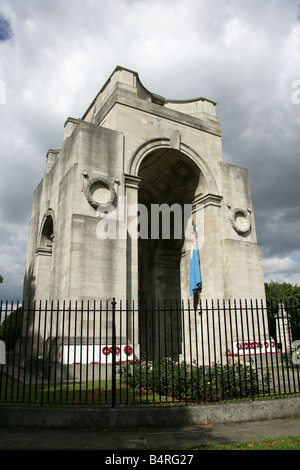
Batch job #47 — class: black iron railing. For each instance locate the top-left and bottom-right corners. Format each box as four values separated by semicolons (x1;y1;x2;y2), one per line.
0;298;299;406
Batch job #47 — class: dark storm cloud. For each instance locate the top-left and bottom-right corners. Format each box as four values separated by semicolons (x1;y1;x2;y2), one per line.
0;14;12;41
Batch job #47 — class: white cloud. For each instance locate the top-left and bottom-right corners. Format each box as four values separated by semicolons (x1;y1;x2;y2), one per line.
224;18;249;47
263;256;300;275
263;254;300;286
264;272;300;286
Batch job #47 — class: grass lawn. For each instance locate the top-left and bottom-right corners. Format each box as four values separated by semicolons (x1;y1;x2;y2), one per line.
186;435;300;450
1;370;300;406
0;373;168;405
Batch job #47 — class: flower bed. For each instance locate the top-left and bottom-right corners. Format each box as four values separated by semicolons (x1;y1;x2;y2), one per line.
119;355;264;403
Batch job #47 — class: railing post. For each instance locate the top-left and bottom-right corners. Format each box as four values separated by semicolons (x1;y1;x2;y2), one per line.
111;298;117;408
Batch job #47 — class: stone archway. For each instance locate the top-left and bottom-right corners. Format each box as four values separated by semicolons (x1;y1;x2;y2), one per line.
35;211;55;302
40;213;54;250
137;147;203;304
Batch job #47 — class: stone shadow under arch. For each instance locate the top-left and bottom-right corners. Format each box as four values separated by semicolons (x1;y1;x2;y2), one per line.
128;138;220;197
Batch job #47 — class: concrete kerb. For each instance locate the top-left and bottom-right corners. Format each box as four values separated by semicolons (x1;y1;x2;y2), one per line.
0;397;299;430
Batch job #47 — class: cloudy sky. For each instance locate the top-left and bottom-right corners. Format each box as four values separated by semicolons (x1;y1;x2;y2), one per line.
0;0;300;301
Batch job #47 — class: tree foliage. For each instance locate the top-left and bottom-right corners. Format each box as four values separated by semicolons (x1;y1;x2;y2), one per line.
265;282;300;339
0;306;23;350
265;281;300;305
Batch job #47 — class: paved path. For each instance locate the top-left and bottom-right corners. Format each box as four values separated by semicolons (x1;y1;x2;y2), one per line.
0;417;299;450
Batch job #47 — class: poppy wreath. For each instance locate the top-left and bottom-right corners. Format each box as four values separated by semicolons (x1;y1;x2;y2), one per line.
102;346;111;356
124;345;133;356
102;346;121;355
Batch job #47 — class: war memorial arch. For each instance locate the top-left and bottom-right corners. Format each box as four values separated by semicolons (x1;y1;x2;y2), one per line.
22;66;267;364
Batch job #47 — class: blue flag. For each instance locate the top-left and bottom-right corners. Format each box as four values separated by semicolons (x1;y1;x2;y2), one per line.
189;228;202;296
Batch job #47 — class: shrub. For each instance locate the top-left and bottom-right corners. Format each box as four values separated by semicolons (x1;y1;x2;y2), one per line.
119;355;262;402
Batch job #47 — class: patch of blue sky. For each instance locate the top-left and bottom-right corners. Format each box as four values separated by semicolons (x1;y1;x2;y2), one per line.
0;15;12;42
292;253;300;263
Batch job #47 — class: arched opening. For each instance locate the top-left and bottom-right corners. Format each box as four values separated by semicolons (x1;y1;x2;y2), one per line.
40;214;54;251
138;148;202;304
35;212;55;301
137;147;203;358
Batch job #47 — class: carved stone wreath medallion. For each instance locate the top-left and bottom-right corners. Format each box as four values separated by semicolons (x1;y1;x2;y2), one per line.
84;177;117;210
231;208;251;235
